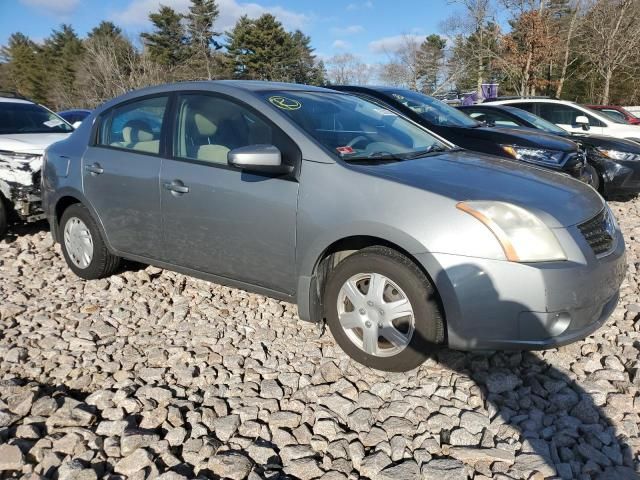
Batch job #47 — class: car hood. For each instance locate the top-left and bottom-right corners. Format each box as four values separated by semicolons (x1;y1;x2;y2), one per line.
357;150;603;228
569;133;640;153
472;126;578;151
0;133;71;154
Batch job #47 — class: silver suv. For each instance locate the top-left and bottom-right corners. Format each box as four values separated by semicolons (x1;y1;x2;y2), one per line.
42;81;626;372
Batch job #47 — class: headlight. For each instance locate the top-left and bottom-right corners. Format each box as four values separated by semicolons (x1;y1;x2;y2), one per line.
596;148;640;162
457;201;566;262
501;145;565;166
0;150;41;165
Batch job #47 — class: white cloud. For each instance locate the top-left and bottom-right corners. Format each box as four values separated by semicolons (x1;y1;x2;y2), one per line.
369;34;425;54
331;24;364;36
112;0;308;31
332;39;350;50
346;1;373;11
20;0;80;16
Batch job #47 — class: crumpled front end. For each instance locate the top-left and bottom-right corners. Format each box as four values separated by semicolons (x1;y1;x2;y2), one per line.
0;152;46;222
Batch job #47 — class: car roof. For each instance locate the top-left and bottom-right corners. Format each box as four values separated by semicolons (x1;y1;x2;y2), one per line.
492;98;576;105
0;97;34;104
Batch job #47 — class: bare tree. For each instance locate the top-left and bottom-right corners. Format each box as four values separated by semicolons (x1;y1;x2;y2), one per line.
580;0;640;104
76;35;168;107
555;0;582;98
326;53;372;85
378;34;423;90
446;0;496;94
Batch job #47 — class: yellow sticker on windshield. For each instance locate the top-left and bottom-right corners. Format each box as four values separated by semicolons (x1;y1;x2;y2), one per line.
269;96;302;110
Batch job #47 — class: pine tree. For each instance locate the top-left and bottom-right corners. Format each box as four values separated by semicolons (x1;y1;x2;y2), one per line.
141;6;188;68
0;32;47;103
417;34;447;93
186;0;221;79
289;30;325;85
225;14;297;81
43;24;84;109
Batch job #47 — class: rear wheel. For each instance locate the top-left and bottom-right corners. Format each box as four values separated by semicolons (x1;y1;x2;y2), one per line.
60;203;120;279
0;199;6;239
323;246;444;372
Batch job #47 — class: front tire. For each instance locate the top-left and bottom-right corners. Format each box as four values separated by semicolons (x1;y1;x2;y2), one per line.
323;246;444;372
60;204;120;280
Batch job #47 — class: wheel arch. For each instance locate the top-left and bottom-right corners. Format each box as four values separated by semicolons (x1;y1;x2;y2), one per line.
51;189;113;252
297;233;447;332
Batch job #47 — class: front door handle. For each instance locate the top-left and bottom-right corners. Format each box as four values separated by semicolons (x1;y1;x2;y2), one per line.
85;163;104;175
163;180;190;195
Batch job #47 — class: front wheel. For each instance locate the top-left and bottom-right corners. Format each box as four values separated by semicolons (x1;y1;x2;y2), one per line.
60;203;121;280
585;164;601;192
323;246;445;372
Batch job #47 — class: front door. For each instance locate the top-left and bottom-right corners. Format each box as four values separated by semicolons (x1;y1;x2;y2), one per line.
83;95;168;259
160;93;299;294
536;103;605;135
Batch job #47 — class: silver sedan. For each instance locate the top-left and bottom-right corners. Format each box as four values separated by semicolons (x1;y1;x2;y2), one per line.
42;81;626;371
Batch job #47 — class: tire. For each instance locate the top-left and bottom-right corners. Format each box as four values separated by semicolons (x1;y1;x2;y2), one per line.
59;203;120;280
586;164;601;192
0;199;7;239
323;246;445;372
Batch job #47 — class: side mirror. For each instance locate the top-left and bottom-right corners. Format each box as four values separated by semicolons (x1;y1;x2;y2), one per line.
72;121;82;129
575;115;590;130
228;144;293;175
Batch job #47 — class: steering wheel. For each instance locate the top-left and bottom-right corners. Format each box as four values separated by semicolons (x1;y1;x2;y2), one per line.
347;135;369;148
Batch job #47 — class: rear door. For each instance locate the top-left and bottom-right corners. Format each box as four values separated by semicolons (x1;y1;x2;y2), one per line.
83;95;168;259
160;92;299;294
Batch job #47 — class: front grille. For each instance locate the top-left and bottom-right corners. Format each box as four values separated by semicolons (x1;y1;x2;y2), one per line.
578;209;615;256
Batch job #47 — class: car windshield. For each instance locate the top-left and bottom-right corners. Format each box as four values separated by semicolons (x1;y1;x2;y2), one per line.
584;106;626;124
0;102;74;134
261;90;449;161
383;89;481;128
507;107;568;135
593;108;628;124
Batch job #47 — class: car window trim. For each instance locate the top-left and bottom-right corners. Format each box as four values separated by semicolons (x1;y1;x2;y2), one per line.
163;90;302;181
90;92;172;159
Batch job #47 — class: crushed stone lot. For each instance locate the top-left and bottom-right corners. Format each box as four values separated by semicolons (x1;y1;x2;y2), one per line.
0;199;639;480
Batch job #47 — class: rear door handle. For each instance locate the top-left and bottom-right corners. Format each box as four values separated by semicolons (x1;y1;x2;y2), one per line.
163;180;190;195
85;163;104;175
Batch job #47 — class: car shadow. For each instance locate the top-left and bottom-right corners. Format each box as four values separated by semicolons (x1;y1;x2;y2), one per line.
1;220;49;243
399;263;639;479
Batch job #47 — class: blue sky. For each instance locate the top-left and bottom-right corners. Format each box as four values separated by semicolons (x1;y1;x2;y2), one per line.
0;0;469;64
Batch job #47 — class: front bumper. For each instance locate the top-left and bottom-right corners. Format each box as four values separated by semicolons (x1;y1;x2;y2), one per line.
596;158;640;195
417;227;626;351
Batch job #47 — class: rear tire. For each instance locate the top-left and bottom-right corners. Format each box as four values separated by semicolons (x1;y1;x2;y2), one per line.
323;246;444;372
60;203;120;280
0;199;6;239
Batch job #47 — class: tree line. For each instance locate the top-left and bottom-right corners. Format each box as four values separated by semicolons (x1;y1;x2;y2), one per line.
340;0;640;105
0;0;326;109
0;0;638;110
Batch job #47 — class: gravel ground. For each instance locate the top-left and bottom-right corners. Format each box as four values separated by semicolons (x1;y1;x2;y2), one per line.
0;198;639;480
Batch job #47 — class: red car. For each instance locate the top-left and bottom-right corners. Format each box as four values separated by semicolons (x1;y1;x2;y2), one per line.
587;105;640;125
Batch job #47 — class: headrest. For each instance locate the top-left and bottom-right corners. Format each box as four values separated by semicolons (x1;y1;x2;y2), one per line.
122;119;154;144
194;113;218;136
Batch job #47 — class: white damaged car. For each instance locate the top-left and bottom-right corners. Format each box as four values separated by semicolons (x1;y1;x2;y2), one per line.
0;93;74;237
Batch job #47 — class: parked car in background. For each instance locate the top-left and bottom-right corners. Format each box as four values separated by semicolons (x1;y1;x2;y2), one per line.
43;81;625;371
458;103;640;196
489;98;640;142
330;86;590;184
587;105;640;125
0;92;73;237
58;109;92;128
